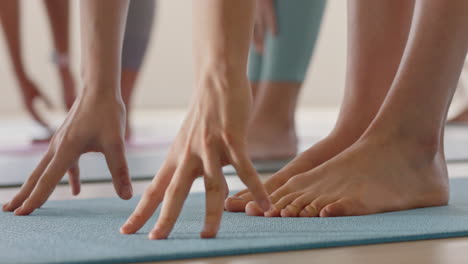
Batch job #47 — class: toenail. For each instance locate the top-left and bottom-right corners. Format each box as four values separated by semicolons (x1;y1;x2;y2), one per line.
285;204;300;213
301;205;317;216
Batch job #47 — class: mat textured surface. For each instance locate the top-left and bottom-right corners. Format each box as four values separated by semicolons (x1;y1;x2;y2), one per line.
1;179;468;264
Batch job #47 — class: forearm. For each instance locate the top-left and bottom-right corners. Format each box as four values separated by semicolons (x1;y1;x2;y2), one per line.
192;0;255;84
0;1;27;79
80;0;129;99
43;0;70;55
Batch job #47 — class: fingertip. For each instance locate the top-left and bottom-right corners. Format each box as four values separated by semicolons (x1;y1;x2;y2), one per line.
148;229;167;240
224;196;247;212
119;185;133;200
2;202;10;212
245;201;264;216
200;230;217;239
72;188;80;196
258;199;272;212
14;206;32;216
120;224;134;235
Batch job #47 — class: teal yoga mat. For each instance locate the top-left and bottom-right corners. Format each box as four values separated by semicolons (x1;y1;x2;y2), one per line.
2;179;468;264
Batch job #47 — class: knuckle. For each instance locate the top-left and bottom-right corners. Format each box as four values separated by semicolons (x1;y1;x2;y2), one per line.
166;183;183;196
204;180;222;193
221;131;238;148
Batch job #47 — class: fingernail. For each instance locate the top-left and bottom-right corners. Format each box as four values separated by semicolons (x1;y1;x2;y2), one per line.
121;185;133;200
148;229;165;240
200;229;217;239
259;199;272;212
13;207;23;216
120;224;131;234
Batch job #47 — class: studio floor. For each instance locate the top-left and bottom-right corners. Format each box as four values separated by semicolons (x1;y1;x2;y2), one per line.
1;108;468;264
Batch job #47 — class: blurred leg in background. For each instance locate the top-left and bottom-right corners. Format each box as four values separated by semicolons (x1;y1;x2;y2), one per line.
0;0;52;132
448;57;468;124
121;0;156;140
43;0;76;111
247;0;326;161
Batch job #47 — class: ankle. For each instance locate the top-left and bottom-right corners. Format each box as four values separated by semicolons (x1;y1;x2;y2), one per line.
361;128;441;162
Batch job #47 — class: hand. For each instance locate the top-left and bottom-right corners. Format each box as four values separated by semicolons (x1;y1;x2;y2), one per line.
120;74;271;239
253;0;278;54
2;92;133;215
18;77;53;130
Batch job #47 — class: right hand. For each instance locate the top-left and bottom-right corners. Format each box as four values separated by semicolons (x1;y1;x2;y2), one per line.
253;0;278;53
19;77;53;130
3;92;133;215
120;73;271;239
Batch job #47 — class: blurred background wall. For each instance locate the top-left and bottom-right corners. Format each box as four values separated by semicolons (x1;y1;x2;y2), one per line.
0;0;346;114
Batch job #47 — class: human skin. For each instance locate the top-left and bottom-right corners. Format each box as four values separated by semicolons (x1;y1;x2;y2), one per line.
3;0;133;214
229;0;468;219
4;0;270;240
43;0;76;111
226;0;416;212
0;0;52;129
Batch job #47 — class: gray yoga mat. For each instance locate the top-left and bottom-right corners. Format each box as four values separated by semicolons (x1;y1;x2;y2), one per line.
1;178;468;264
1;126;468;186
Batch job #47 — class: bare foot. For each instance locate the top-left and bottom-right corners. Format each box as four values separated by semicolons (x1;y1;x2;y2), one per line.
448;107;468;124
225;132;359;212
247;122;298;160
245;135;449;217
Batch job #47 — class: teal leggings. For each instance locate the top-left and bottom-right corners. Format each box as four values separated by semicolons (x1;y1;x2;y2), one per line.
248;0;326;82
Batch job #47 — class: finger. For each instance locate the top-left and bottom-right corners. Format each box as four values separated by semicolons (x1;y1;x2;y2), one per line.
14;149;78;215
103;142;133;200
227;144;270;212
3;152;53;212
201;153;226;238
265;0;278;35
149;159;198;240
27;103;51;129
67;161;81;196
38;91;54;110
120;161;176;235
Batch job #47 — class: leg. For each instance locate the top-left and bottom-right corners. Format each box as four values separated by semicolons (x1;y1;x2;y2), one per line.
251;0;468;218
43;0;76;110
121;0;156;139
448;57;468;123
0;0;51;129
247;0;326;160
226;0;414;211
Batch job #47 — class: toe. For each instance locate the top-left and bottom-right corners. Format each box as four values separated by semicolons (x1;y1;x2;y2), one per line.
280;204;302;217
305;196;338;218
321;198;361;217
267;192;303;217
299;205;319;217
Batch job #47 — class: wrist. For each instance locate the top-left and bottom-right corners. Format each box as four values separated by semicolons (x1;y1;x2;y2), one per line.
80;82;123;103
195;60;250;93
